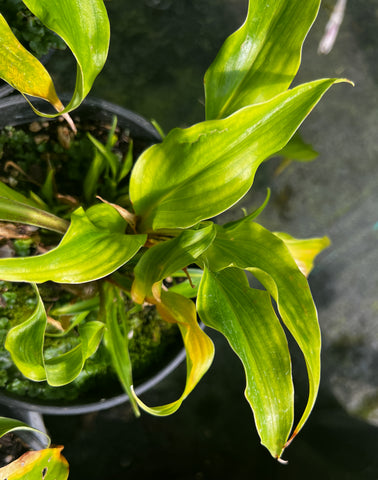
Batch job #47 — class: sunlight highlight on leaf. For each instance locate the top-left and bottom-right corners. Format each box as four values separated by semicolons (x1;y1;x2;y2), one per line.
132;223;215;303
131;79;345;231
0;0;110;116
204;0;321;119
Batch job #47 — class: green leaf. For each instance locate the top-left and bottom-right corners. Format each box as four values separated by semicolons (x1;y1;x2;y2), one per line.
132;223;215;304
0;14;64;113
201;220;321;447
205;0;321;119
131;291;215;416
85;203;128;233
131;78;343;232
0;206;146;283
0;446;69;480
0;197;69;234
50;297;100;316
0;0;110;115
87;132;119;179
197;268;293;459
40;166;55;204
5;285;104;386
0;181;41;208
45;321;104;386
5;285;46;381
0;417;50;446
118;139;134;182
84;149;106;203
24;0;110;113
102;284;139;415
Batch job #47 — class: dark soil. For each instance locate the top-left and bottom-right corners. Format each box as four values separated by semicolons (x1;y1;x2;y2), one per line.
0;433;28;467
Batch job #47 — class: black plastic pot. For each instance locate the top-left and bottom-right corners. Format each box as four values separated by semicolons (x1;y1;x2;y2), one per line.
0;95;185;441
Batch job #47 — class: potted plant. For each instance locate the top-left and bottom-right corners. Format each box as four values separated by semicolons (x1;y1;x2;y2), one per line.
0;0;351;476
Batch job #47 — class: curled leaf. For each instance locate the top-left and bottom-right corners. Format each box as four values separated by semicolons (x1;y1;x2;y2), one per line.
0;417;50;446
0;0;110;116
201;220;321;449
131;291;214;416
274;232;330;277
5;284;104;386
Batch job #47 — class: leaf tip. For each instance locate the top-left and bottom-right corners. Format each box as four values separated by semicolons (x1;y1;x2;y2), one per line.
276;455;289;465
335;78;355;87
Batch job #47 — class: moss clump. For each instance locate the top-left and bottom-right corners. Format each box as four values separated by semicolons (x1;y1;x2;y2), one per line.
1;0;66;58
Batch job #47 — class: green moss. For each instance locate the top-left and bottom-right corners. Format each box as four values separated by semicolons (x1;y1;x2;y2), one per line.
1;0;66;58
13;239;33;257
0;118;135;212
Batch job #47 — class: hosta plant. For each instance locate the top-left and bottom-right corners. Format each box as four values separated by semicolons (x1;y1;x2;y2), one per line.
0;0;350;472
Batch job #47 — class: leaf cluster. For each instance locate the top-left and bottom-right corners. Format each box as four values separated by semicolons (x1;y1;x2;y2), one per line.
0;0;351;473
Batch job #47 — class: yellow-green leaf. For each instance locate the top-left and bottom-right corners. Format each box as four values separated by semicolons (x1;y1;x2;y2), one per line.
274;232;330;277
0;14;63;112
0;417;50;446
132;223;215;304
23;0;110;113
0;0;110;115
4;285;46;381
0;197;69;234
102;283;139;416
131;291;214;416
0;447;69;480
131;79;344;232
201;221;321;448
0;206;146;283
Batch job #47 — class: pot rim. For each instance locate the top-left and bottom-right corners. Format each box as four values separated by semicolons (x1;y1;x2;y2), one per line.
0;349;186;415
0;94;161;143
